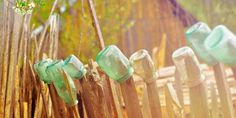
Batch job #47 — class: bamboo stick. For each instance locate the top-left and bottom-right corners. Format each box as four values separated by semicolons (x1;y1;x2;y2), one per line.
5;12;23;118
14;65;21;118
86;0;105;49
0;1;12;117
23;102;28;118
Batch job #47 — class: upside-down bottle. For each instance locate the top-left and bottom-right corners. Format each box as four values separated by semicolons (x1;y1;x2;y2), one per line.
34;58;54;84
63;55;87;79
96;45;134;83
46;60;78;106
205;25;236;66
129;49;156;79
185;22;217;65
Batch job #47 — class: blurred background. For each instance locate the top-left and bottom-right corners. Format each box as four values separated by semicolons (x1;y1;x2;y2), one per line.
2;0;236;67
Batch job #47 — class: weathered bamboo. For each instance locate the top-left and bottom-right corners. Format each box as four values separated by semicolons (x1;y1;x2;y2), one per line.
5;12;23;118
0;1;12;117
14;65;20;118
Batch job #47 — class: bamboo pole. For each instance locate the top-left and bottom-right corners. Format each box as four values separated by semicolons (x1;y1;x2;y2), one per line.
172;47;210;118
14;65;21;118
0;1;12;117
5;12;23;118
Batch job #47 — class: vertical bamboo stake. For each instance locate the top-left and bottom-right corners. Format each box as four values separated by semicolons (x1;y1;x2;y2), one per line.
130;49;162;118
231;66;236;81
0;1;12;117
5;12;23;118
86;0;105;49
172;47;210;118
14;65;21;118
23;102;28;118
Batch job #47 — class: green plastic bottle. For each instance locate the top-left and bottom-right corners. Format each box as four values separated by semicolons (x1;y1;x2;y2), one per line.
185;22;217;65
63;55;87;79
46;60;78;106
130;49;156;79
96;45;134;83
205;25;236;66
34;58;53;84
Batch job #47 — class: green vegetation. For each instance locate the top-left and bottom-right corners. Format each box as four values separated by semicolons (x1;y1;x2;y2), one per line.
30;0;136;63
177;0;236;32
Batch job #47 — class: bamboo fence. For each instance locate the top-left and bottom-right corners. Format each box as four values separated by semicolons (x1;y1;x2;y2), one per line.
1;0;236;118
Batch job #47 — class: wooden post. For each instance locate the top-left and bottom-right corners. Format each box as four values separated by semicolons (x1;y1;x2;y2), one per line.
185;55;210;118
130;49;161;118
142;86;152;118
209;81;220;118
165;82;184;118
213;63;235;118
145;80;162;118
79;60;110;118
120;77;143;118
86;0;135;117
172;47;210;118
174;70;184;107
231;66;236;81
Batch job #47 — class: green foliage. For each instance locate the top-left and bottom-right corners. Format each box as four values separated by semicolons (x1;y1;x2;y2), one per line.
13;0;45;15
31;0;135;63
177;0;236;32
